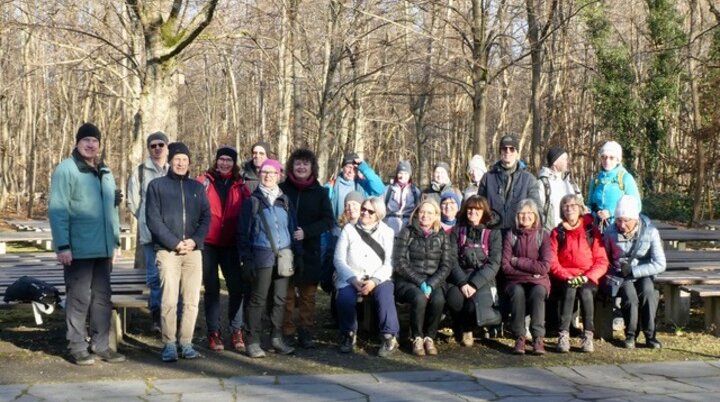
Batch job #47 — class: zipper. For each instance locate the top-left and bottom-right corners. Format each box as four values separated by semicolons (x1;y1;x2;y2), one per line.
181;178;186;240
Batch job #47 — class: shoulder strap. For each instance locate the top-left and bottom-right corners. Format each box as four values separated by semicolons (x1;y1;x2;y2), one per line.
412;185;421;205
539;176;551;218
354;225;386;262
617;168;625;192
556;224;566;250
458;226;467;248
384;186;394;206
138;163;145;204
511;232;518;248
536;229;546;250
481;229;490;259
203;176;210;192
585;223;595;248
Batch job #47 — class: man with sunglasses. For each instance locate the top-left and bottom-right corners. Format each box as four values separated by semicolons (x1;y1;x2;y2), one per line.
127;131;170;332
477;134;541;230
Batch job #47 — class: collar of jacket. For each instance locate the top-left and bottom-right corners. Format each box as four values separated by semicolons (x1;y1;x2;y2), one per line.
167;169;189;181
252;187;289;208
242;159;259;180
490;160;525;174
71;149;106;176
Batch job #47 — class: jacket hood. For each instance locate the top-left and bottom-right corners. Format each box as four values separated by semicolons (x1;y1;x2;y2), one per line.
489;159;527;174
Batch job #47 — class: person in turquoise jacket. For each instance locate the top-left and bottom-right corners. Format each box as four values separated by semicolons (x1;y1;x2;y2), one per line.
587;141;641;230
48;123;123;366
325;152;385;222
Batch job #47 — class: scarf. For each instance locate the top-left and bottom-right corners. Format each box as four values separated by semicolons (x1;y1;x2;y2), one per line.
259;183;281;205
287;171;317;191
356;221;379;235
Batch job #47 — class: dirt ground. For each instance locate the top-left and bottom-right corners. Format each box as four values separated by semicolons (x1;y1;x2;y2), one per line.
2;290;720;386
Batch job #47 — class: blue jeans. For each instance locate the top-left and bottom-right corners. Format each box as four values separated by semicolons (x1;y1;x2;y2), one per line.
336;281;399;336
144;244;161;313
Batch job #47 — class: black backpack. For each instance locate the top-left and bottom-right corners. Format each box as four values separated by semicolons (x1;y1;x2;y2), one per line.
4;276;61;306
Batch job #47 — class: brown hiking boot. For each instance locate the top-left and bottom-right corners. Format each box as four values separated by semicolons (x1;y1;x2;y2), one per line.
513;336;526;355
532;337;546;355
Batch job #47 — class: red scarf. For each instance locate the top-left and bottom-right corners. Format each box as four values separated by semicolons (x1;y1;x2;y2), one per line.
287;172;317;190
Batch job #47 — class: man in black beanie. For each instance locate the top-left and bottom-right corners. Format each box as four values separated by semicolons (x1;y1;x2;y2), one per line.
537;146;582;230
242;142;271;192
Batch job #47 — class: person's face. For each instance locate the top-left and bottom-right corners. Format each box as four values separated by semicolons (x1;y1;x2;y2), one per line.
615;217;638;234
553;153;569;173
148;140;167;161
500;145;518;165
517;206;536;229
259;166;279;187
76;137;100;161
359;201;378;226
561;200;581;224
293;159;312;180
469;168;484;183
417;203;438;229
466;205;484;226
216;155;234;175
342;163;357;181
344;200;361;223
170;154;190;176
252;146;268;168
433;167;449;184
600;153;620;171
396;171;410;184
440;198;458;221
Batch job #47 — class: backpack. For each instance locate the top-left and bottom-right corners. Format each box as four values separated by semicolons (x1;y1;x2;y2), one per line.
556;222;594;250
511;229;547;251
539;176;551;220
3;276;61;306
384;184;421;211
457;226;491;262
594;168;625;192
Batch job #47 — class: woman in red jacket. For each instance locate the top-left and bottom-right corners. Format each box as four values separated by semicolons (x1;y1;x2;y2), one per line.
550;194;608;353
198;146;250;352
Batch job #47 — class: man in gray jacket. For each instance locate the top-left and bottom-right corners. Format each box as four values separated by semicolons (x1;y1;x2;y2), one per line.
127;132;169;331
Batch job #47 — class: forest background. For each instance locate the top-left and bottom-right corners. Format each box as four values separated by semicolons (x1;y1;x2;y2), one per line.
0;0;718;226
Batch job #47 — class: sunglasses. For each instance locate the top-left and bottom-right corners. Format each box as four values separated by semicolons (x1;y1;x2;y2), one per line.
149;143;165;149
360;207;376;215
501;146;516;152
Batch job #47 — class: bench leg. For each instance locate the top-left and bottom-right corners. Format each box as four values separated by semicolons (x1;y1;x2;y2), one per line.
109;309;123;352
663;284;690;328
0;242;5;255
705;298;720;336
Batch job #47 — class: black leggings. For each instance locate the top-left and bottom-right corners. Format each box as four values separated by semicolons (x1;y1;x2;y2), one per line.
557;281;597;332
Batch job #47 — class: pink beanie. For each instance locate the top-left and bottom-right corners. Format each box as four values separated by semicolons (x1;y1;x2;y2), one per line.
260;159;283;173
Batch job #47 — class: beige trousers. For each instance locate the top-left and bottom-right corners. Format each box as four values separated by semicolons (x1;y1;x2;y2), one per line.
157;249;202;345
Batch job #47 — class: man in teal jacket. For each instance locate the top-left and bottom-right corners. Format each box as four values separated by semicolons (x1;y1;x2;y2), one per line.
48;123;124;366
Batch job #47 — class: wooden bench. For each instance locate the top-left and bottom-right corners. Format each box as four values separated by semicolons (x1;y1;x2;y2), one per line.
655;271;720;327
679;284;720;336
658;229;720;250
0;231;135;254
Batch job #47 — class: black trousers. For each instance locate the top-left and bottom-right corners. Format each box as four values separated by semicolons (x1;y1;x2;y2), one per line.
506;283;546;338
202;245;247;332
63;258;112;353
557;281;597;332
446;285;482;331
244;266;289;345
618;276;658;339
395;279;446;339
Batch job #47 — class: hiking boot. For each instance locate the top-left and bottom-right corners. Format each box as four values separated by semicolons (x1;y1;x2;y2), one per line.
180;343;201;359
94;349;126;363
231;328;246;352
532;337;546;355
557;330;570;353
412;337;425;356
298;328;316;349
461;331;474;347
512;336;526;355
424;337;438;356
208;330;224;351
581;331;594;353
339;332;356;353
646;338;662;349
623;336;636;349
378;334;398;358
271;337;295;355
71;350;95;366
151;309;161;333
161;343;178;362
246;343;266;358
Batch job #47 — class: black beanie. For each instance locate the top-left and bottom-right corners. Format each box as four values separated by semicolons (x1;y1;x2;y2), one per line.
342;152;360;166
251;141;272;156
146;131;169;147
168;142;191;161
216;146;238;164
75;123;101;144
546;147;567;167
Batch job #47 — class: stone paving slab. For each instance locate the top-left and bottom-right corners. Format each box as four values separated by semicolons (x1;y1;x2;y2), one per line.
0;384;27;402
674;375;720;391
471;367;578;394
619;361;720;379
372;370;472;383
151;377;224;394
670;392;720;401
26;380;147;401
276;373;377;385
180;390;235;402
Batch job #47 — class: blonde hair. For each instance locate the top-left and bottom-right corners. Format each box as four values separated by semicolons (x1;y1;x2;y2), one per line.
410;198;442;232
514;198;541;229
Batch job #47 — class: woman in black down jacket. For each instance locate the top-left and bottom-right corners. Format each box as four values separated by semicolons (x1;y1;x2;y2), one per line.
394;198;453;356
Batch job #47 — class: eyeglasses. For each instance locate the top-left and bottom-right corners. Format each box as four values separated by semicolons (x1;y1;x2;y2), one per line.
149;143;165;149
501;146;516;153
217;157;234;163
360;207;376;215
260;171;278;176
562;203;580;210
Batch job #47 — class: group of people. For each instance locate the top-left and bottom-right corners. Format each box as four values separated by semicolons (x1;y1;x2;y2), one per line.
48;124;666;366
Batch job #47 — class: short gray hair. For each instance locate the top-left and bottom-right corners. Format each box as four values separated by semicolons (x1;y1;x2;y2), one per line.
364;196;387;221
559;194;582;221
514;198;541;229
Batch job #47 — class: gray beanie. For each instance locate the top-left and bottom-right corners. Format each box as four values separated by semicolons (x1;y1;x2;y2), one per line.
434;162;451;175
344;191;364;205
146;131;169;147
396;160;413;176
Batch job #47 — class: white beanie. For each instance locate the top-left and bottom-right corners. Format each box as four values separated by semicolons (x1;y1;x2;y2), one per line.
615;195;640;220
467;155;486;174
599;141;623;160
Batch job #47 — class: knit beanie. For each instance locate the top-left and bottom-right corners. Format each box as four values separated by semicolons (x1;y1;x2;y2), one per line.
75;123;101;144
615;195;640;220
260;159;283;173
434;162;451;176
396;160;413;177
342;152;360;167
167;142;191;161
216;146;238;164
251;141;272;156
440;191;461;209
344;191;364;206
467;155;486;174
599;141;623;160
146;131;169;147
546;147;567;167
499;134;519;150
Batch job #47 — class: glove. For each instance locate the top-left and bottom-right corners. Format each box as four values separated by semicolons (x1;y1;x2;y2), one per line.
114;190;123;207
420;282;432;297
620;261;632;278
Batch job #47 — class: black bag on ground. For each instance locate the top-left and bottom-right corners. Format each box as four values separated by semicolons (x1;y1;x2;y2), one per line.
473;285;502;327
3;276;61;306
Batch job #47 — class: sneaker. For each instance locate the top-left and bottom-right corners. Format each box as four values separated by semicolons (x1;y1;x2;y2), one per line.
423;337;438;356
339;332;356;354
231;328;246;352
246;343;266;358
298;328;316;349
378;334;398;358
180;343;201;359
70;350;95;366
557;330;570;353
412;337;425;356
646;338;662;349
271;337;295;355
94;349;126;363
581;330;594;353
513;336;526;355
623;336;636;349
461;331;474;347
532;337;546;355
208;330;224;351
161;343;178;362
